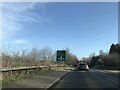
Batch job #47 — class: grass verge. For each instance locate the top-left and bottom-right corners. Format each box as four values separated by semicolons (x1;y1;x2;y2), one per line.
2;68;55;87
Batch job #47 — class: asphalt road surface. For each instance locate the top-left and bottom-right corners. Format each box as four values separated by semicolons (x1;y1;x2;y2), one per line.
50;69;119;89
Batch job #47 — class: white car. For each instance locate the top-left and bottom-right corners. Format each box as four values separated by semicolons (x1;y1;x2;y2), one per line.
77;63;89;71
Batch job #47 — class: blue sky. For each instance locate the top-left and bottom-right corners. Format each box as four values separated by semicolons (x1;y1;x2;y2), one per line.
2;2;118;58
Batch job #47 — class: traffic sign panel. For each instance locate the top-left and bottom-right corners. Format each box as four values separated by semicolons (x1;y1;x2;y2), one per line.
56;50;66;61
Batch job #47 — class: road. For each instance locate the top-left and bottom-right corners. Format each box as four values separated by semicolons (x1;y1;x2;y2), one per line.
50;69;119;89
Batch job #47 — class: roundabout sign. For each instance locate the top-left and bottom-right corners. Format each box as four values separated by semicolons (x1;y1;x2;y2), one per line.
56;50;66;61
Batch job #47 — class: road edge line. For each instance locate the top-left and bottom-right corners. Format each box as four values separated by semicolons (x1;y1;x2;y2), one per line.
45;71;70;90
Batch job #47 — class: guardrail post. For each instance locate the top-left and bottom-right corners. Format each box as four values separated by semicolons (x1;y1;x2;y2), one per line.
27;69;30;74
10;70;12;75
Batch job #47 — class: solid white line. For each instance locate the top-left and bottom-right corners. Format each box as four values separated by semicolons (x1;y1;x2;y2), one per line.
45;71;69;89
46;77;61;89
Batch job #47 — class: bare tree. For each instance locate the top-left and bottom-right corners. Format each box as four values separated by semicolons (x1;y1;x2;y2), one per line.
65;48;78;66
29;48;39;61
39;47;53;61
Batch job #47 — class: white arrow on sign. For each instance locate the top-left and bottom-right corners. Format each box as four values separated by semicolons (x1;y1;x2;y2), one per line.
58;56;65;61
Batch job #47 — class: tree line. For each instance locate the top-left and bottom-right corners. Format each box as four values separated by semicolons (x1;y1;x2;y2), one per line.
2;47;78;68
84;43;120;70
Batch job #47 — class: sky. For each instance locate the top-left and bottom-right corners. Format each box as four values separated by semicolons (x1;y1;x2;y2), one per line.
1;2;118;58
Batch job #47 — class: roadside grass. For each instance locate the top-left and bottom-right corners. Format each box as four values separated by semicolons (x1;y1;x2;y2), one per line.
2;68;55;87
0;80;2;87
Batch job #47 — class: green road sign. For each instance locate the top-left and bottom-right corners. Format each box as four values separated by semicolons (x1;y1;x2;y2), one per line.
56;50;66;61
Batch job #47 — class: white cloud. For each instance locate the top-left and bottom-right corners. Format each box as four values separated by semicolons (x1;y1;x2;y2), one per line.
14;39;30;44
1;2;49;40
